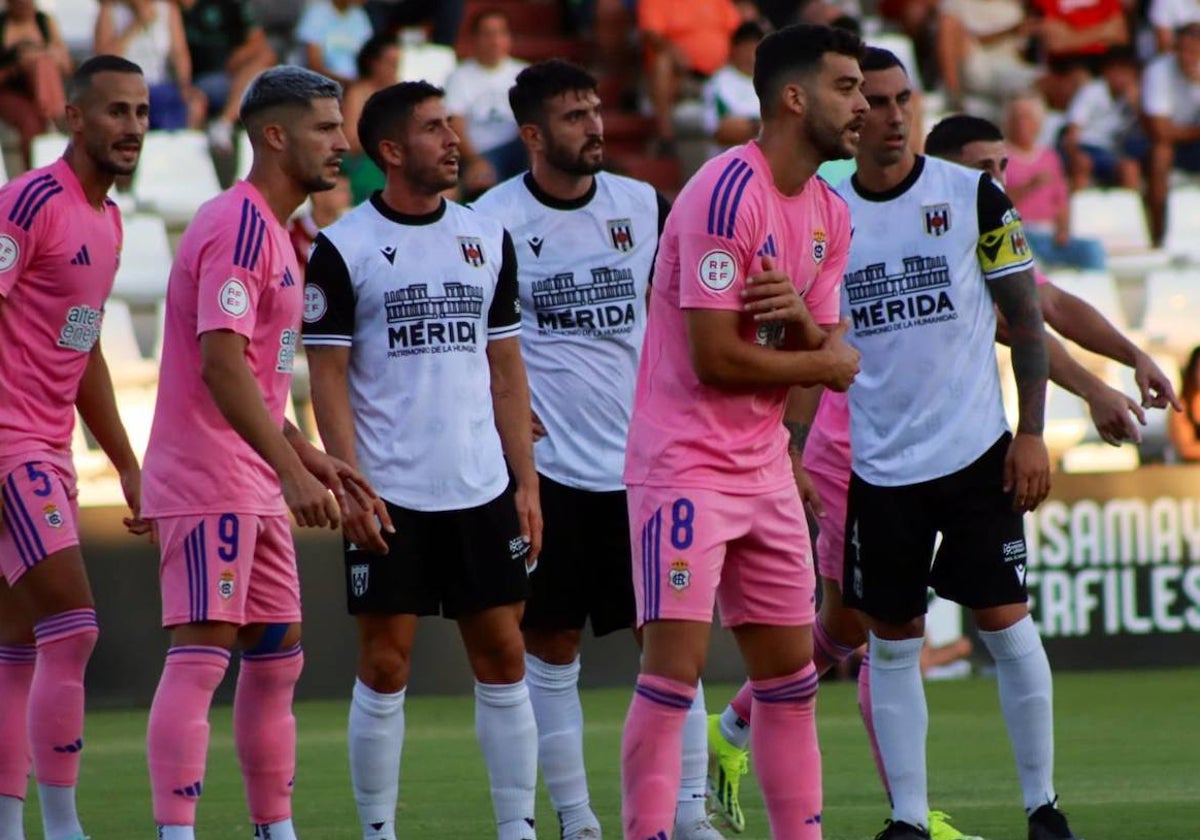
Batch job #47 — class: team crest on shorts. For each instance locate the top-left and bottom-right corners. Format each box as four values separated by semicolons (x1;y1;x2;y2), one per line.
668;557;691;593
811;230;827;263
218;570;235;600
923;203;951;237
458;236;485;267
42;504;63;528
350;563;370;597
607;218;634;252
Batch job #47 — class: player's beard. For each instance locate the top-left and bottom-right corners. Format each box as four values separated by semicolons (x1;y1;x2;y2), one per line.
804;109;858;162
90;137;139;177
545;133;603;176
408;158;457;194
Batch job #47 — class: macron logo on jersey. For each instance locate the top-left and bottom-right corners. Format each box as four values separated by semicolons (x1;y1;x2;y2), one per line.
380;246;396;265
706;158;754;238
528;236;544;257
70;245;91;266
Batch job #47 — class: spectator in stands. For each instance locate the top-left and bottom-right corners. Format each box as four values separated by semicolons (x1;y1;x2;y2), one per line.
95;0;205;130
363;0;463;47
444;8;526;194
936;0;1042;117
1142;22;1200;244
701;20;763;151
341;35;398;204
179;0;277;152
1169;345;1200;461
879;0;940;87
290;174;352;269
1034;0;1129;109
296;0;374;87
0;0;69;170
638;0;742;152
1062;46;1145;190
1006;91;1108;270
1149;0;1200;52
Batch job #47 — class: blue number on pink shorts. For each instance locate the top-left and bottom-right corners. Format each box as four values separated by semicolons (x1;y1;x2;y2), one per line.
24;464;52;497
670;498;694;550
217;514;239;562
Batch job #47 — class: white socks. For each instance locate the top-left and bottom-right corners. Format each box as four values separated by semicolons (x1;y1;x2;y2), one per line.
868;634;928;830
253;818;297;839
38;784;82;840
979;615;1056;813
676;680;708;826
348;679;406;840
475;681;538;840
156;826;194;839
718;704;751;750
0;794;24;840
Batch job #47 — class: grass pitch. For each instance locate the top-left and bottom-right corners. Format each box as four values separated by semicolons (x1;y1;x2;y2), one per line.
22;669;1198;839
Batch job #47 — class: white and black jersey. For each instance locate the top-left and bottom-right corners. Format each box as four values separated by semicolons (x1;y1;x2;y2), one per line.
302;194;521;511
837;155;1035;487
472;172;668;492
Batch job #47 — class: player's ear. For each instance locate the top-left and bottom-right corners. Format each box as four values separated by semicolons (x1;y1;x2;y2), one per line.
518;123;541;154
376;137;404;168
260;121;288;153
783;80;807;120
64;101;84;136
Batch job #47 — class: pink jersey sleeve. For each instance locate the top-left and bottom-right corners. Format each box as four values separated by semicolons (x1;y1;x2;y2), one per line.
676;157;761;312
195;201;270;339
0;174;58;298
804;188;851;326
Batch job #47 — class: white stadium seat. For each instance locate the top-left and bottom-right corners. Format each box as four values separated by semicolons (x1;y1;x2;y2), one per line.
100;298;159;389
236;129;253;182
112;214;172;305
1142;269;1200;352
31;132;68;169
45;0;100;61
1044;270;1129;334
1163;185;1200;262
1069;188;1170;278
132;131;221;225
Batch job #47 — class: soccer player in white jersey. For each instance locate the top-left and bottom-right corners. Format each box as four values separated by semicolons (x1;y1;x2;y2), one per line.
303;81;542;840
473;60;722;840
830;50;1081;840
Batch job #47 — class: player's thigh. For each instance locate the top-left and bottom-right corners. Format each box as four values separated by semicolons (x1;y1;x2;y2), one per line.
0;577;33;644
356;613;420;692
731;623;813;680
932;434;1029;611
458;602;526;683
439;482;531;621
842;472;939;625
640;618;713;685
243;514;302;625
344;501;440;619
818;575;868;648
521;474;592;635
810;463;850;584
156;512;259;628
719;485;816;630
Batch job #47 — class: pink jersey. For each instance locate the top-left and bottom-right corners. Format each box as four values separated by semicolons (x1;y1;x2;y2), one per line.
624;142;850;493
0;158;123;471
142;182;303;517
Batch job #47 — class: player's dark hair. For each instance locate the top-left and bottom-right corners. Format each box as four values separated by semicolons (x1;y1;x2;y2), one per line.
830;14;862;37
861;46;905;75
67;54;143;102
240;66;342;128
924;114;1004;160
356;35;396;81
753;23;865;117
358;80;444;170
470;6;508;35
731;20;766;47
1100;45;1139;71
509;59;598;127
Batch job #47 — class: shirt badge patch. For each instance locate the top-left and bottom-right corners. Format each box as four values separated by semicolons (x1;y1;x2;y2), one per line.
608;218;634;252
923;203;951;237
698;249;738;291
458;236;485;267
811;230;827;263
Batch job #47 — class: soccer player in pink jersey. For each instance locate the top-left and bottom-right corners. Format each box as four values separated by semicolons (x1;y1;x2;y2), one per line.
620;23;866;840
0;55;150;840
141;66;390;840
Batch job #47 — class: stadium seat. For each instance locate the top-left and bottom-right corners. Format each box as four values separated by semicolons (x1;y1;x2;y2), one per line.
236;129;253;182
399;41;458;87
868;33;919;89
71;411;113;480
1142;269;1200;353
31;132;68;169
112;214;172;305
1069;188;1170;278
132;131;222;226
100;298;159;389
48;0;101;62
1061;441;1140;473
1044;270;1129;334
1163;185;1200;262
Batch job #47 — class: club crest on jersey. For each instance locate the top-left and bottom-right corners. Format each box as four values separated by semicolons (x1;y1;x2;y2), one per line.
0;234;17;271
42;504;63;528
458;236;485;267
1010;227;1030;256
608;218;634;252
923;203;951;237
811;230;827;263
668;558;691;592
218;570;235;600
350;563;369;597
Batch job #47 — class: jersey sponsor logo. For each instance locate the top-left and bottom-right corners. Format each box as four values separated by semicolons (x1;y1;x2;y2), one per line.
303;284;327;324
350;563;369;597
698;249;738;292
811;230;827;263
218;278;250;318
384;282;483;357
528;236;544;257
276;328;298;373
754;322;785;348
845;256;957;336
457;236;485;267
608;218;634;252
923;203;951;237
57;304;103;352
531;266;638;335
0;234;18;271
380;246;397;265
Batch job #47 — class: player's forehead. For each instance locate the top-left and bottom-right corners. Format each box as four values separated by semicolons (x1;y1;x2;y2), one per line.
545;88;600;117
862;66;909;101
958;140;1007;170
410;95;449;126
305;95;343;124
815;51;864;87
85;70;149;105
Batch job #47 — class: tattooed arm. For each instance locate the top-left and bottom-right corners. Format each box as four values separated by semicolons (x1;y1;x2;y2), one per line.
989;267;1048;436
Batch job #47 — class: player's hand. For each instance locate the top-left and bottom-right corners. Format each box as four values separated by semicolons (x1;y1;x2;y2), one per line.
1133;351;1181;411
820;319;860;392
1085;384;1145;446
281;464;341;529
118;465;155;541
791;455;825;519
531;410;547;442
340;487;392;555
743;256;812;326
1003;433;1051;512
514;479;543;571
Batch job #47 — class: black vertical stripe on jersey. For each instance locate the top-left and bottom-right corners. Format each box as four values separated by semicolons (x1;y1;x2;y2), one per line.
488;230;520;333
975;173;1018;235
302;233;357;342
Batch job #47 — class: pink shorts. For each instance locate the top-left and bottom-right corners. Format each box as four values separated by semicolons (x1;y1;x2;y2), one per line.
627;484;816;629
810;463;850;584
0;459;80;586
158;513;300;628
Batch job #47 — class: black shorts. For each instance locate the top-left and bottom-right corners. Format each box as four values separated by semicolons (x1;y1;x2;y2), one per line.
842;433;1029;624
344;481;530;619
521;473;636;637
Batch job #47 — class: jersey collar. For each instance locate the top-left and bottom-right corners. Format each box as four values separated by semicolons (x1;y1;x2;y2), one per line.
369;191;447;225
522;171;597;210
850;154;925;203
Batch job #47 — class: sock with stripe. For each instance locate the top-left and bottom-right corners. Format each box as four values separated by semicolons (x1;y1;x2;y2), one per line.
675;679;708;826
0;642;35;837
869;633;928;830
147;645;231;830
348;678;405;840
857;654;889;795
751;665;823;839
30;608;97;840
475;681;538;840
235;645;303;827
721;682;753;750
621;674;695;840
252;819;297;839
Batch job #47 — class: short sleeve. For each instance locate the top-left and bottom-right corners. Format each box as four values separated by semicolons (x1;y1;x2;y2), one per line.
301;233;356;346
806;197;850;326
0;177;54;298
975;174;1035;281
487;231;521;340
1142;60;1172;119
294;4;323;46
677;159;759;311
195;206;271;339
1065;82;1095;127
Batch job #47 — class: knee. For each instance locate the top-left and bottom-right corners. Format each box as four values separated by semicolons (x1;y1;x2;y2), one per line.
358;639;411;693
467;631;526;684
523;628;582;665
872;616;925;641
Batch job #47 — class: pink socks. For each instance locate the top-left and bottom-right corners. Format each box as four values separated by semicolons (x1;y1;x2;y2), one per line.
235;644;303;825
30;609;97;786
750;665;823;840
0;643;35;798
621;674;695;840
